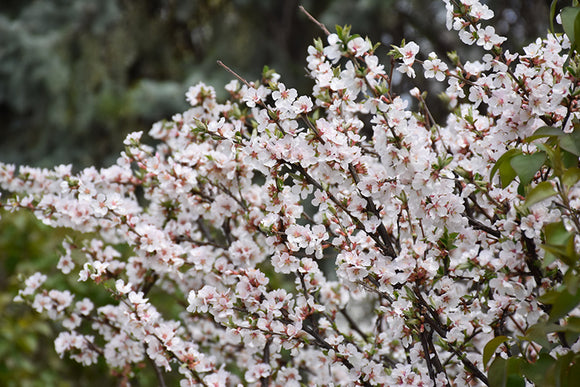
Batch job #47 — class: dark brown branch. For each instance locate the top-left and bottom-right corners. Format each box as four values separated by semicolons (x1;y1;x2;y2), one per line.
260;338;272;387
466;215;501;238
340;308;370;343
147;353;167;387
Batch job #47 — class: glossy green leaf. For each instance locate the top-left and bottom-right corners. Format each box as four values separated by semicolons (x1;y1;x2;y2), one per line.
564;269;580;295
524;181;557;208
499;165;517;188
483;336;508;367
510;152;546;186
565;317;580;332
544;221;574;245
566;356;580;387
524;321;555;349
562;167;580;188
521;353;557;386
490;149;522;179
556;352;576;387
562;7;580;49
542;242;577;266
536;142;557;164
560;132;580;156
539;287;580;322
506;372;525;387
489;357;524;387
576;9;580;54
540;221;578;265
526;126;565;142
562;150;579;168
489;357;507;387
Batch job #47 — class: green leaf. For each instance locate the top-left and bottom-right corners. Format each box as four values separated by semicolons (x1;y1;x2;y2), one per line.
575;8;580;53
556;352;576;387
565;316;580;332
489;357;507;387
491;149;520;184
524;321;555;349
539;287;580;322
488;357;524;387
506;375;526;387
562;150;579;168
438;227;459;251
566;356;580;387
562;167;580;188
541;229;578;265
510;152;546;186
521;353;557;386
484;336;509;367
526;126;565;142
564;270;580;295
562;7;580;49
560;132;580;156
541;243;573;266
524;181;557;209
499;165;517;188
544;221;574;246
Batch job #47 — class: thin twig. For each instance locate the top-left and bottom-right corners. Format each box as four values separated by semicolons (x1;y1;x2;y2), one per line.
217;60;253;88
148;355;168;387
299;5;330;36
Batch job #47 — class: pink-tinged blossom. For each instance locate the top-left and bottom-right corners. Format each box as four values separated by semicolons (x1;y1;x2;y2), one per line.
245;363;271;383
476;25;506;50
123;131;143;146
187;286;217;314
62;313;82;330
458;24;477;45
128;291;148;306
423;53;448;81
397;63;416;78
273;84;297;109
470;3;494;20
20;272;47;296
397;41;419;65
347;37;371;57
57;252;75;274
292;95;313;115
75;298;94;316
115;279;132;294
241;85;269;108
323;33;342;63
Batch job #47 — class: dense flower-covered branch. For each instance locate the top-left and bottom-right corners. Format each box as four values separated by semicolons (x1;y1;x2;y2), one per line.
3;1;580;386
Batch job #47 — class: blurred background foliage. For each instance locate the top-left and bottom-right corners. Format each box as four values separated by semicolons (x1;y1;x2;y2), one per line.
0;0;552;385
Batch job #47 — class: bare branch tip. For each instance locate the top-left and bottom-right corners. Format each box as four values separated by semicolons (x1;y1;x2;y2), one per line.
299;5;330;36
216;60;252;88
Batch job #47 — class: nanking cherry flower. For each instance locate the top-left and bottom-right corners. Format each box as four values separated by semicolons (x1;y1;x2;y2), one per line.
347;36;371;57
398;41;419;65
423;52;448;81
396;41;420;78
476;25;506;50
273;84;298;110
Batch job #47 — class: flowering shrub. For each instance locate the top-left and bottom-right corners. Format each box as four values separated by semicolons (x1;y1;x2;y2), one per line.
3;0;580;385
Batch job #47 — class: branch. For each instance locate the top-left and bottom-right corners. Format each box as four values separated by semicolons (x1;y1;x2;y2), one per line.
260;337;272;387
217;60;253;89
299;5;330;36
147;355;167;387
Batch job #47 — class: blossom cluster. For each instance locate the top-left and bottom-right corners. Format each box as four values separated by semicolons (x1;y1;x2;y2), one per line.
3;0;580;386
